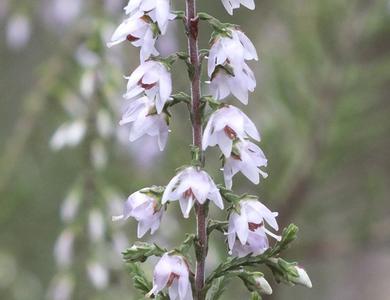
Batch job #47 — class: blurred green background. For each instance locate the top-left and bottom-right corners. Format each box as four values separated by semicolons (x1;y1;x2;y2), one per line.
1;0;389;299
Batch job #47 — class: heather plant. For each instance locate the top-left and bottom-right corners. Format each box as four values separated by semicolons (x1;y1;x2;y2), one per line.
107;1;313;299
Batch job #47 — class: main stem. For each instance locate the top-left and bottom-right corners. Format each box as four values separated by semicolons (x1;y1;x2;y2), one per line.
186;0;207;299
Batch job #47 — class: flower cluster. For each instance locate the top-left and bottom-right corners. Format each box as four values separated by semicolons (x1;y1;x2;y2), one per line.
108;1;311;299
227;199;280;257
207;28;258;105
202;105;268;189
109;0;174;151
108;0;174;61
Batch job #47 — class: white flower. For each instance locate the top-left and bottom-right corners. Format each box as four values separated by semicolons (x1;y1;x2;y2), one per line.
91;140;108;170
47;0;82;26
60;187;81;223
88;208;105;242
48;274;75;300
230;229;269;257
227;199;280;256
202;105;259;157
223;140;267;189
221;0;255;15
293;266;312;288
125;0;172;34
208;29;258;77
112;190;163;238
86;261;109;290
120;96;169;151
54;229;75;268
107;11;158;61
124;60;172;114
162;167;224;218
208;62;256;104
6;14;31;50
50;120;87;151
147;253;193;300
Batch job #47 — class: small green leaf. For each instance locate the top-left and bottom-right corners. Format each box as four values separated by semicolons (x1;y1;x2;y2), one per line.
169;92;191;106
207;220;228;235
171;10;185;20
127;263;152;294
268;224;298;256
205;276;231;300
122;242;167;263
175;234;196;255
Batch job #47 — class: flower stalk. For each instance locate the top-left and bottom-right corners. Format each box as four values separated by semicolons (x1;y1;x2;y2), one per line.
185;1;208;298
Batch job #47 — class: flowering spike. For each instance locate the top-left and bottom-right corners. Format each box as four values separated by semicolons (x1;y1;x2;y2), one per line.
106;0;311;298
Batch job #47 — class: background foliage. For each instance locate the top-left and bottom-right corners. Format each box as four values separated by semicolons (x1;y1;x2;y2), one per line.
0;0;389;299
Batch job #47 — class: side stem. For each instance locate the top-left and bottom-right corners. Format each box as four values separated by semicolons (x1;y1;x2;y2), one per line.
185;0;207;299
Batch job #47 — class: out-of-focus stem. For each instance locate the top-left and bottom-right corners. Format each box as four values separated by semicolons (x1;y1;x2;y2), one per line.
185;0;207;299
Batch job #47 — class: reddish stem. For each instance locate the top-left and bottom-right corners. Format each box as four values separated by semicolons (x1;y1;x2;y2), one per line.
185;0;207;299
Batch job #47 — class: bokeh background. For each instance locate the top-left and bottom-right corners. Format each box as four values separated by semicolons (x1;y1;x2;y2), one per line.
1;0;389;299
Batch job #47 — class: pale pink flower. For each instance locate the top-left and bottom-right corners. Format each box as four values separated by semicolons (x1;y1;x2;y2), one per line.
162;167;224;218
147;254;193;300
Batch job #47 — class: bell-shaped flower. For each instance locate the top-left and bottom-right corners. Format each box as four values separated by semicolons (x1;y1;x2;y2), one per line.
120;96;169;151
162;167;224;218
124;60;172;114
208;62;256;104
208;28;258;77
112;190;163;238
230;228;269;257
125;0;172;34
202;105;259;157
223;140;267;189
107;11;158;61
221;0;255;15
227;199;280;256
147;253;193;300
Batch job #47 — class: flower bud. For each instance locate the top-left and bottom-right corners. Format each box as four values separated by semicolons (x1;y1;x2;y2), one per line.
254;275;273;295
239;272;272;295
292;266;312;288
